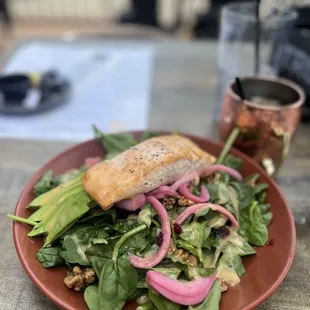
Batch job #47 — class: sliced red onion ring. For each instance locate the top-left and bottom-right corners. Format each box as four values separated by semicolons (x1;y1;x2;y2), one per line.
129;197;171;268
146;270;216;305
179;183;210;203
84;156;101;168
175;203;239;228
147;186;179;200
115;194;146;211
201;164;242;181
170;171;200;191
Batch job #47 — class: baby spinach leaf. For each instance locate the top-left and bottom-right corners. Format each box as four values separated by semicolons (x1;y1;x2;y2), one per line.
202;234;219;250
230;182;255;210
93;125;137;159
36;245;65;268
148;289;181;310
99;258;139;310
119;230;150;256
34;171;60;196
85;241;115;277
240;202;268;246
152;267;182;280
79;207;116;224
140;132;159;141
258;204;271;214
136;301;156;310
112;219;141;234
179;222;209;248
138;204;154;228
254;183;268;195
205;183;230;204
176;239;203;262
188;280;221;310
84;285;100;310
243;173;260;185
223;154;243;171
262;212;273;226
185;266;216;280
257;191;267;204
202;249;214;268
60;226;109;266
229;254;245;277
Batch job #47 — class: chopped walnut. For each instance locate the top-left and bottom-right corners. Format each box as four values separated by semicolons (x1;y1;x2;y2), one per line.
178;196;194;207
161;196;178;210
168;241;198;267
206;172;221;184
64;266;96;291
218;277;229;292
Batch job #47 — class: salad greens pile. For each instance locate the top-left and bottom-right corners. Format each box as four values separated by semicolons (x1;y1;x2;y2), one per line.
8;126;273;310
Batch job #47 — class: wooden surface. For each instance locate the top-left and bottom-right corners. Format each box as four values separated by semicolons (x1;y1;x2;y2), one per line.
0;40;310;310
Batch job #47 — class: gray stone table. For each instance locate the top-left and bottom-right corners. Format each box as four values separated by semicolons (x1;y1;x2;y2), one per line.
0;39;309;310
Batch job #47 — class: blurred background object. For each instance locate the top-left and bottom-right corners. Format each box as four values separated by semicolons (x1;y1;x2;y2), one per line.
0;0;310;141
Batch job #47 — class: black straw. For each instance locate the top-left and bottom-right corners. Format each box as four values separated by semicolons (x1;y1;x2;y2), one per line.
235;77;245;100
254;0;261;74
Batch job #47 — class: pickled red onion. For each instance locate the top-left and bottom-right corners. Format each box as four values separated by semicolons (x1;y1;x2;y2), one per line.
146;270;217;305
147;186;179;200
178;183;210;203
129;196;170;268
170;171;200;191
84;156;101;168
115;194;146;211
175;203;239;228
201;164;242;181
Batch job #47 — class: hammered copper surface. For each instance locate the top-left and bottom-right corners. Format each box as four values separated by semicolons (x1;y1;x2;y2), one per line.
220;76;305;165
12;132;296;310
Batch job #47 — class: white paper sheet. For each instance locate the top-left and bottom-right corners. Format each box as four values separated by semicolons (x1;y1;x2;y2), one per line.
0;41;153;141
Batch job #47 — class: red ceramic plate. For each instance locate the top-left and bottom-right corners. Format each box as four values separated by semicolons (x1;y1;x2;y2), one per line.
12;132;296;310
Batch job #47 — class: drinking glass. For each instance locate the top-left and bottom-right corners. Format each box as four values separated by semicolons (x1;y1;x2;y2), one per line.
214;2;297;120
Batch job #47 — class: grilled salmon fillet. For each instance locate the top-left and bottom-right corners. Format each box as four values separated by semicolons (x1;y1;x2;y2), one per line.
82;135;215;210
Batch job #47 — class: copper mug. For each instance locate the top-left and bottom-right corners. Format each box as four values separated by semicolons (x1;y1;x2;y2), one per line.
219;76;305;176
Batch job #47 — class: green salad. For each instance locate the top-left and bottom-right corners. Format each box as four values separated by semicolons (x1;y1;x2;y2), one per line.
9;126;273;310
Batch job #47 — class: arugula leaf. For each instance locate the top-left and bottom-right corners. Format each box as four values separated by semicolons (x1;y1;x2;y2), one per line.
34;171;60;196
223;154;243;171
93;125;136;159
188;280;221;310
230;182;255;210
240;201;268;246
36;245;65;268
148;289;181;310
60;226;109;266
84;285;100;310
99;258;139;310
